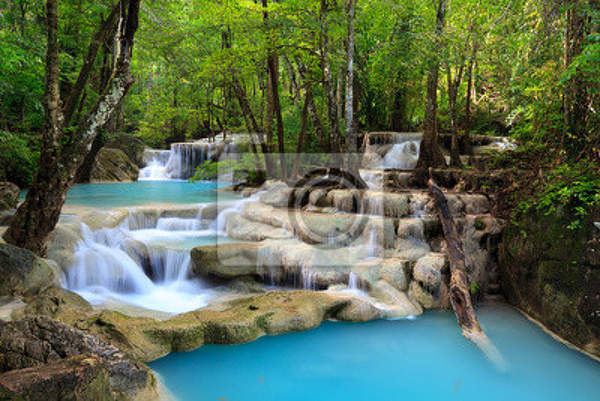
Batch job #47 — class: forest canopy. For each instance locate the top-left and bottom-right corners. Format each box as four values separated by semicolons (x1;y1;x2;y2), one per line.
1;0;599;219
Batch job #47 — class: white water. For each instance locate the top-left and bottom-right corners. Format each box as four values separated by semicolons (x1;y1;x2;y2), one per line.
66;211;217;314
139;140;238;181
380;139;421;170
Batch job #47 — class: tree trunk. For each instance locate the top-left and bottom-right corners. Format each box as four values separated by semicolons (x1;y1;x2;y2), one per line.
231;75;267;172
416;0;448;169
463;38;477;155
563;1;589;154
428;178;503;364
292;87;311;178
297;61;327;151
320;0;338;153
4;0;141;256
446;62;464;168
345;0;359;173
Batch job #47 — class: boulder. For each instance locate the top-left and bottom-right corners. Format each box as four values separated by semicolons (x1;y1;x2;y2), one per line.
0;182;19;211
259;181;292;208
0;244;58;297
333;296;382;322
104;135;147;168
190;242;261;279
0;316;156;400
225;215;291;241
90;148;139;182
409;253;448;309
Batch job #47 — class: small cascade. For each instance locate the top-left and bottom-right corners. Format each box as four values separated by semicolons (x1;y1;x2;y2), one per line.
66;206;216;313
381;136;421;170
139;139;239;181
348;272;360;290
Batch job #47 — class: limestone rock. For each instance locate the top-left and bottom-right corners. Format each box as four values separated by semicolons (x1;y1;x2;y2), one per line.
226;214;291;241
410;253;448;309
0;182;19;211
0;244;58;297
259;181;292;208
190;242;261;279
334;296;382;322
90;148;139;182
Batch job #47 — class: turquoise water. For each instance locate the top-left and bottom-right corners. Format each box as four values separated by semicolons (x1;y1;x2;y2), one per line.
151;304;599;401
22;181;239;208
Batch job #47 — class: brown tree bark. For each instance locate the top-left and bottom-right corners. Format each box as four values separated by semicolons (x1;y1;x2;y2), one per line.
446;61;464;167
416;0;448;169
320;0;338;153
63;3;120;127
292;87;311;178
429;177;503;364
463;38;478;155
4;0;141;256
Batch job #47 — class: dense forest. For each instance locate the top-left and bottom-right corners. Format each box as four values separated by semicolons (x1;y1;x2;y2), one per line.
0;1;599;399
2;0;599;198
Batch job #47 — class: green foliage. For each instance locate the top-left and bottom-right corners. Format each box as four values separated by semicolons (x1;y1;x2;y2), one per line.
191;159;238;181
0;131;39;188
513;162;600;231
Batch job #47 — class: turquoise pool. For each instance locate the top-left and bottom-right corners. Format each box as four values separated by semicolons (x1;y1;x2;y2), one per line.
21;181;239;208
150;304;599;401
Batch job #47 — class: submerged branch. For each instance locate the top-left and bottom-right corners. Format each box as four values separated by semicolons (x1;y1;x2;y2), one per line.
428;176;505;368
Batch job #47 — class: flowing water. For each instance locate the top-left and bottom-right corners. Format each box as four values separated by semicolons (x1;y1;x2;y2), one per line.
139;141;239;180
66;210;238;314
150;304;599;401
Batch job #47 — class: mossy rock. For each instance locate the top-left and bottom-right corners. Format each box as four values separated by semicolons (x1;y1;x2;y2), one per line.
0;244;58;297
104;135;147;168
499;209;600;356
90;148;139;182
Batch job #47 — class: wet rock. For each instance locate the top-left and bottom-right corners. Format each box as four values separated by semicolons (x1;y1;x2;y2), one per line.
0;244;59;297
190;242;261;279
333;296;382;322
259;181;292;208
90;148;139;182
459;194;490;215
327;189;360;213
0;316;156;400
500;210;600;357
47;223;82;269
308;189;329;207
0;182;19;211
370;280;422;317
352;258;410;292
409;253;448;309
226;215;291;241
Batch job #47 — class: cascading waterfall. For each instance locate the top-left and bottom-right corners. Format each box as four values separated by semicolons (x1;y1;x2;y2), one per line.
66;208;216;314
380;133;422;170
139;140;239;181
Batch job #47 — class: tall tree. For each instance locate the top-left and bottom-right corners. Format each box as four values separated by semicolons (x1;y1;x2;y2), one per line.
416;0;448;169
3;0;141;255
345;0;357;153
563;0;590;154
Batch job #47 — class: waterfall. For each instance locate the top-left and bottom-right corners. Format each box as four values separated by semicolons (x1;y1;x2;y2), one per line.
380;134;422;170
65;208;215;314
139;140;239;181
348;272;359;290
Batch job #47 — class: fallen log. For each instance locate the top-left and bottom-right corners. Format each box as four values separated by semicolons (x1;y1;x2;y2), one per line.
428;176;505;367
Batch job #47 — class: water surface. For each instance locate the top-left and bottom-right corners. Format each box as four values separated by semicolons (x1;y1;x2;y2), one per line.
22;181;239;208
151;304;599;401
